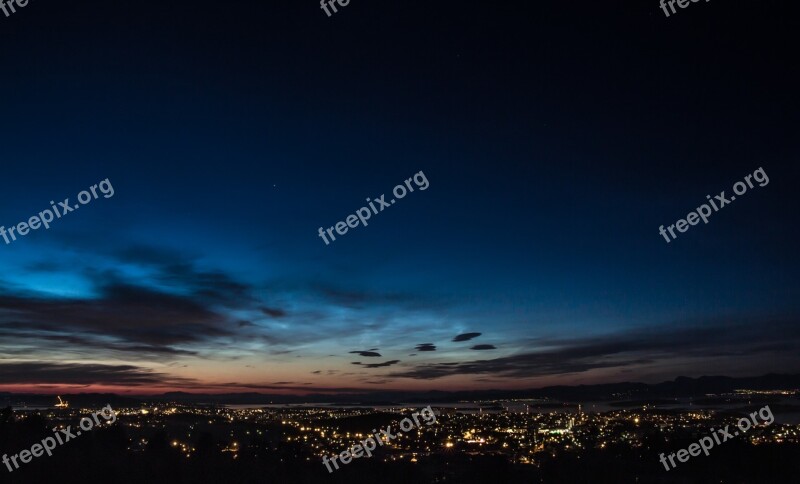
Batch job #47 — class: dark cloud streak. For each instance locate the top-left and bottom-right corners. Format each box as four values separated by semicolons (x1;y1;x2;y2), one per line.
453;333;481;342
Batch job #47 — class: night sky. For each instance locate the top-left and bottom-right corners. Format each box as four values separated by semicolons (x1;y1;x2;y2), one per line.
1;0;798;396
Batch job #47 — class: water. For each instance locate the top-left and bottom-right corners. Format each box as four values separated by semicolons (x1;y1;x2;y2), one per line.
224;397;800;423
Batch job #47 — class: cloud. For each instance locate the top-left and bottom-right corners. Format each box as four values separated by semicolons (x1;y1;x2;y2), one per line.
349;350;382;357
313;285;417;309
309;283;449;312
453;332;482;342
211;382;369;393
0;362;194;386
116;245;258;308
261;307;287;318
115;245;190;267
0;282;234;354
415;343;437;352
352;360;401;369
391;318;800;380
0;329;198;359
471;344;496;350
0;245;299;360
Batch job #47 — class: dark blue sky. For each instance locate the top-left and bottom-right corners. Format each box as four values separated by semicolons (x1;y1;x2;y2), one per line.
0;0;798;394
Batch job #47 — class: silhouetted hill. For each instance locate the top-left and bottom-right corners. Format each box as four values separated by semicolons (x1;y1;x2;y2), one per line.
3;374;798;406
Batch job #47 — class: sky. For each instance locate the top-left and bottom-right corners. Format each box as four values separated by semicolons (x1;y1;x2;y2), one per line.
0;0;798;396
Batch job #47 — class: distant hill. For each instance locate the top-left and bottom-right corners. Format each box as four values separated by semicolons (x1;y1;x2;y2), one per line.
2;373;798;406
